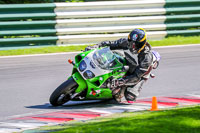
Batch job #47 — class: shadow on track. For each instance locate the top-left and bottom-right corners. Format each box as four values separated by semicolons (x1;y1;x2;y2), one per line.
25;99;129;110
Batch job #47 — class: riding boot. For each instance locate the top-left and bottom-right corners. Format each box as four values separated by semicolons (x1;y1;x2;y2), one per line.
125;80;145;101
113;86;126;103
112;87;121;96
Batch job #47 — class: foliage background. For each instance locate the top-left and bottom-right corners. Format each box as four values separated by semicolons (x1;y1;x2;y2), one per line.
0;0;86;4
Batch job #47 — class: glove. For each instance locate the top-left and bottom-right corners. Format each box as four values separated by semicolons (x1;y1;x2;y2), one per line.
85;46;92;51
85;45;98;51
112;78;126;88
98;41;111;48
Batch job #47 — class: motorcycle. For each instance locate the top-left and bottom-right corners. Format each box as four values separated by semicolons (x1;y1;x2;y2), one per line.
49;46;161;106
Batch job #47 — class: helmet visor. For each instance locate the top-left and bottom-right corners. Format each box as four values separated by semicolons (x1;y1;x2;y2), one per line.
127;40;136;52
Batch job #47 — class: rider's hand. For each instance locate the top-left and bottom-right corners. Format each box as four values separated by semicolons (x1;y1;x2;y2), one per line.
85;45;98;51
112;78;126;87
85;46;92;51
98;41;110;48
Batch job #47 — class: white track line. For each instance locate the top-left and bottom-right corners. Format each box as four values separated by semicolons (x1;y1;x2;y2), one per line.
153;43;200;49
187;94;200;98
0;51;80;59
110;105;149;110
0;44;200;59
0;128;21;133
0;122;46;128
86;109;114;114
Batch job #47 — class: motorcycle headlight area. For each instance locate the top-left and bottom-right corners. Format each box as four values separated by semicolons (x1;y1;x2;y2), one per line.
83;70;95;79
79;60;87;72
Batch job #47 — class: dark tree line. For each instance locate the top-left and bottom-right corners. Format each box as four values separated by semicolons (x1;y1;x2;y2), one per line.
0;0;109;4
0;0;83;4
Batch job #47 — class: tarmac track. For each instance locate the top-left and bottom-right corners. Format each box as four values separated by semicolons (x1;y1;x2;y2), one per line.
0;44;200;120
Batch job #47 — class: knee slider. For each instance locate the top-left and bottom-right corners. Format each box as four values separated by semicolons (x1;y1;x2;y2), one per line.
125;91;137;101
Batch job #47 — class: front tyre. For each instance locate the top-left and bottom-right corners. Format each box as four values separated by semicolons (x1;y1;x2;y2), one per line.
49;77;78;106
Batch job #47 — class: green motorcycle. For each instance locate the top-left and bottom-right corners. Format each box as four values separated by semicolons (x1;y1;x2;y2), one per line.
49;47;160;106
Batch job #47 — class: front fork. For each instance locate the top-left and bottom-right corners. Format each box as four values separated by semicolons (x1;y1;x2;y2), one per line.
71;72;87;94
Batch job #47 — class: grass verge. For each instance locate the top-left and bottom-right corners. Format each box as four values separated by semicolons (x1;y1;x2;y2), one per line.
1;36;200;56
36;106;200;133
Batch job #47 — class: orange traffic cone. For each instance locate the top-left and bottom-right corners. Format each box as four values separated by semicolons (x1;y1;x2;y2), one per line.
150;96;159;111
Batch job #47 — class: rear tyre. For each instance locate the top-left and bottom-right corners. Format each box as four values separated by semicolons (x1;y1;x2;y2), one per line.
49;77;78;106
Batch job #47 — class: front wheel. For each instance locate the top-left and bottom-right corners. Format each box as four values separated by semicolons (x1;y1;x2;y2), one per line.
49;77;78;106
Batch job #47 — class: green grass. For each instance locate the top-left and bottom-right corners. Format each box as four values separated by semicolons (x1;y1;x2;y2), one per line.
1;36;200;56
0;45;89;56
37;106;200;133
148;35;200;47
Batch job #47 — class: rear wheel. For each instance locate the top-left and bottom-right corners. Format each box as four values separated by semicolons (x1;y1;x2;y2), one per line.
49;77;78;106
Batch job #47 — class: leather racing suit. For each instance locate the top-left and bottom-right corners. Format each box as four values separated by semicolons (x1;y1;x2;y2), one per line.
100;38;153;101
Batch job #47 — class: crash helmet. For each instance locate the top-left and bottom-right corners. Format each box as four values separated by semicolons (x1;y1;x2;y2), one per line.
127;28;147;53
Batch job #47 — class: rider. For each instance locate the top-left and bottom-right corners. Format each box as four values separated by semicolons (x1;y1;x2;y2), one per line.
98;28;153;102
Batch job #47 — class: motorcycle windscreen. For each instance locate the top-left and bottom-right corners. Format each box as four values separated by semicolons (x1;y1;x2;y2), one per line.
93;47;123;70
